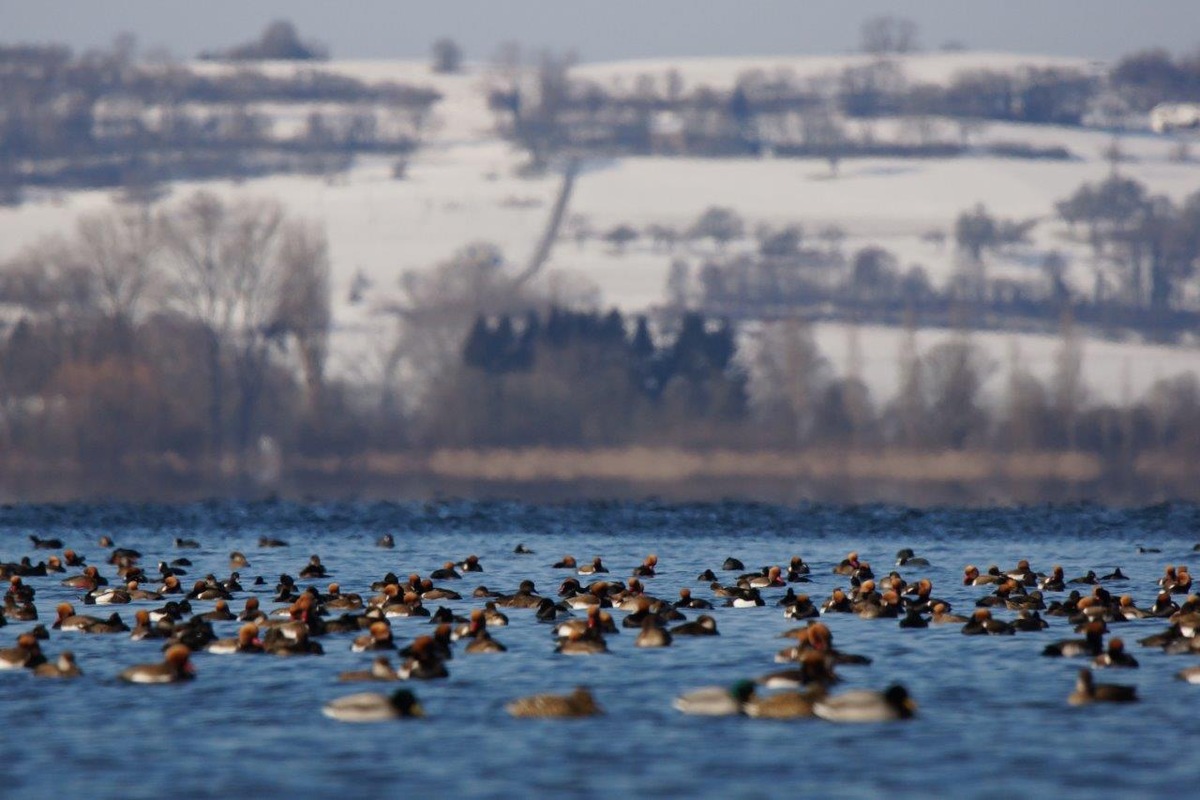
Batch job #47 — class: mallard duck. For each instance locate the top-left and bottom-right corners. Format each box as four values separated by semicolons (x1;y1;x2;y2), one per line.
673;681;756;716
506;686;601;718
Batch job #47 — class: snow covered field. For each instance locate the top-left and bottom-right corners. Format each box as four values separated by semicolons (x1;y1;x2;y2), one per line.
2;52;1199;405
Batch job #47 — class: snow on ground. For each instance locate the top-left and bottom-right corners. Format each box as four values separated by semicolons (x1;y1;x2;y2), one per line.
2;53;1200;404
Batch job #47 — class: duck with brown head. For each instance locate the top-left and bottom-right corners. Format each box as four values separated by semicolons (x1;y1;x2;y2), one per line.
119;645;194;683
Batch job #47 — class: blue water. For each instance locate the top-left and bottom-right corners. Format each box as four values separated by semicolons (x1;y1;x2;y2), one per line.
1;501;1198;799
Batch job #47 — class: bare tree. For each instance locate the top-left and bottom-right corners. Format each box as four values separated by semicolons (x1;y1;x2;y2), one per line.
750;318;829;446
74;206;162;324
159;190;285;467
860;16;920;55
274;220;331;412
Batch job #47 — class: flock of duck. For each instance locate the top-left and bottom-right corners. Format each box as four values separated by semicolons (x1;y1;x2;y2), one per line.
2;532;1199;723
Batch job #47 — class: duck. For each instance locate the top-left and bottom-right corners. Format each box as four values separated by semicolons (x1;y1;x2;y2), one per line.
496;580;543;609
0;634;46;669
1176;666;1200;684
506;686;601;718
578;557;608;576
323;689;424;722
1040;566;1066;592
742;566;785;589
299;556;328;579
963;565;1002;586
552;555;577;569
813;685;916;722
430;562;461;580
338;656;400;682
397;637;449;679
961;609;1013;636
1166;566;1193;595
33;651;82;679
555;628;608;655
745;687;826;719
119;645;194;683
61;565;106;590
457;554;483;573
258;536;288;548
634;618;672;648
1042;622;1106;657
895;548;930;567
1068;669;1137;705
726;588;765;608
1092;638;1138;669
376;534;395;549
265;626;325;657
351;621;395;652
784;594;820;620
832;552;862;576
674;588;713;610
29;534;63;550
1005;559;1038;586
464;628;508;654
670;614;718;636
174;537;200;549
205;624;264;655
758;651;840;689
1010;610;1049;632
722;557;745;571
197;600;236;623
672;681;756;716
632;554;658;578
419;580;462;602
3;596;37;621
513;544;534;554
930;603;969;624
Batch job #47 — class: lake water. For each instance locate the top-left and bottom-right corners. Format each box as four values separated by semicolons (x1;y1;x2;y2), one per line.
1;501;1198;799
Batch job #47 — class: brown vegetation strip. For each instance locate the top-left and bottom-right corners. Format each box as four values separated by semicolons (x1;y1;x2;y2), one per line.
426;448;1106;484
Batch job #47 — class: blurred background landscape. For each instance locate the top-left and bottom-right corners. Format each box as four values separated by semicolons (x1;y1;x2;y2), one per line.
1;2;1199;503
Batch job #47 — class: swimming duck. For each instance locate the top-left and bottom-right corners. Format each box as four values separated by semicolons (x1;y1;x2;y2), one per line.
697;569;718;582
3;596;36;621
1093;638;1138;669
0;634;46;670
1166;566;1192;595
962;565;1002;586
787;555;811;577
930;603;969;624
457;554;483;573
339;656;400;682
895;548;930;567
506;686;601;718
197;600;236;623
206;624;264;655
813;685;916;722
258;536;288;548
1067;669;1137;705
1176;666;1200;684
299;556;328;579
821;589;853;614
119;645;194;683
419;579;462;602
430;562;461;580
578;557;608;576
672;681;756;716
671;614;718;636
555;628;608;655
632;554;658;578
265;626;325;657
29;535;62;550
33;651;82;679
323;689;424;722
552;555;577;569
174;537;200;549
1042;622;1106;657
352;621;395;652
496;580;543;609
396;636;449;678
722;557;745;571
61;565;106;590
961;609;1014;636
464;628;508;654
833;552;861;576
758;650;840;689
745;686;826;719
784;594;820;620
674;588;713;610
535;598;572;621
376;534;395;549
1005;560;1038;586
513;544;534;554
634;617;672;648
742;566;785;589
1010;610;1049;632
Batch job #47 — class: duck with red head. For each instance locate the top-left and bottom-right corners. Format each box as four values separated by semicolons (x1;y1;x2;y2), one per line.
1093;638;1138;669
119;645;194;683
578;557;608;576
206;624;264;655
398;636;449;679
352;622;395;652
833;552;860;576
632;554;658;578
